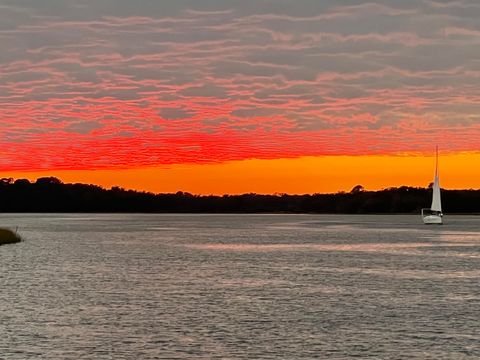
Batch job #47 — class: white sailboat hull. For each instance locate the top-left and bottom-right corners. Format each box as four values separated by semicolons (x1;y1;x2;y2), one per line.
422;214;443;225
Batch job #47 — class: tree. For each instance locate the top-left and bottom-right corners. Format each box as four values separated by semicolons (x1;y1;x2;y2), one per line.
14;179;31;186
350;185;365;193
0;178;14;185
36;177;63;185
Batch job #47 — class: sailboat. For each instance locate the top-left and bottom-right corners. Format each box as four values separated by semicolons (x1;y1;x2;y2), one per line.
421;147;443;224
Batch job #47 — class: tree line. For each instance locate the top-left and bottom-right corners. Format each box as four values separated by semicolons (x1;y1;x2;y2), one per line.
0;177;479;213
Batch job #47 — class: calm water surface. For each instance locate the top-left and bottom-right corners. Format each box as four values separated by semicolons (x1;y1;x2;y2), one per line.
0;214;479;359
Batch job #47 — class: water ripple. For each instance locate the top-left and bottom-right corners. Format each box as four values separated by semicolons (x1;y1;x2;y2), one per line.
0;214;478;359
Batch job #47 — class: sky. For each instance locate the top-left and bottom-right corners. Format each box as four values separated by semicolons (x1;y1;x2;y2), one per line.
1;0;479;194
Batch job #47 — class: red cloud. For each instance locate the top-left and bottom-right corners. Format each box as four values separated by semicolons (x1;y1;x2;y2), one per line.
1;2;480;171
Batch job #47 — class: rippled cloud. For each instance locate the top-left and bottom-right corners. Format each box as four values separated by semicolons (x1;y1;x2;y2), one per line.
0;0;479;170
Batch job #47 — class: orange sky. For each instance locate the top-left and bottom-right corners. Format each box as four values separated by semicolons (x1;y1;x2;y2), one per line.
2;2;480;191
3;153;479;195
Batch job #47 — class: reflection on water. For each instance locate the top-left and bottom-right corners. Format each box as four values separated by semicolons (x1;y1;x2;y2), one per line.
0;214;479;359
184;241;473;252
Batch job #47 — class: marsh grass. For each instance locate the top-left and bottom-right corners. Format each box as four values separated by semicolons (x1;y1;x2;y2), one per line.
0;228;22;245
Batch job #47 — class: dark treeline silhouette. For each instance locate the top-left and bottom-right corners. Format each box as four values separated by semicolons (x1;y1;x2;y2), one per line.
0;177;479;213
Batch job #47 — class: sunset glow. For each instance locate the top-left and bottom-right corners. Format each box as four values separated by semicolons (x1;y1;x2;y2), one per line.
1;1;479;193
3;153;480;195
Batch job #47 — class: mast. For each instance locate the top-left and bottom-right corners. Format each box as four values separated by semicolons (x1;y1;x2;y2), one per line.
431;146;442;212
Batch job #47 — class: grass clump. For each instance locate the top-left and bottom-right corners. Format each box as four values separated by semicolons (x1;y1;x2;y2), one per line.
0;228;22;245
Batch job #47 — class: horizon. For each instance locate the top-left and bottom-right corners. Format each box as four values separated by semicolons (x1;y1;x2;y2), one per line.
4;153;480;196
1;1;479;192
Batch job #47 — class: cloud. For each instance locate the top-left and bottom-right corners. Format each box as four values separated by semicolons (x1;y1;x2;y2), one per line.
0;0;479;171
160;107;196;120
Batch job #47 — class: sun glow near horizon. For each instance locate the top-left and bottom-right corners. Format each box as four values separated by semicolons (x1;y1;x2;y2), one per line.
3;152;480;195
1;1;480;189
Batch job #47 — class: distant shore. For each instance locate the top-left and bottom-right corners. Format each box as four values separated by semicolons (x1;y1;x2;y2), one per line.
0;177;479;213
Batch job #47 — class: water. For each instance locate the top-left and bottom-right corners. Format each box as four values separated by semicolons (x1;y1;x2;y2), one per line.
0;214;479;359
